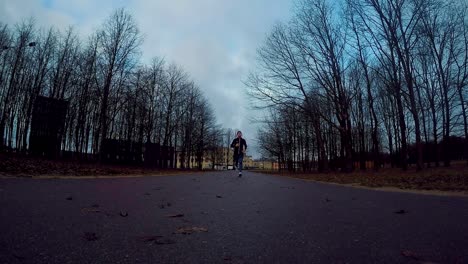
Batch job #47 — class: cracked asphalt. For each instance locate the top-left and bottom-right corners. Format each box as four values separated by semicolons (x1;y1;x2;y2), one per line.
1;171;468;264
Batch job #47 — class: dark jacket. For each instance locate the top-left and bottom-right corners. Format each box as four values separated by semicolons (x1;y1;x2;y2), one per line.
230;137;247;156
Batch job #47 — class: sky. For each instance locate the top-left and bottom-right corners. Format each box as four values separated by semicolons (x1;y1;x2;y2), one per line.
0;0;294;158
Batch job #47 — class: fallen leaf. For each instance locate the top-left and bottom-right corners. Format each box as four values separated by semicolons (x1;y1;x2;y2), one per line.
166;213;184;218
139;236;175;245
139;235;163;242
120;211;128;217
216;195;223;198
174;226;208;235
394;209;408;214
83;232;99;241
66;196;73;201
81;207;101;213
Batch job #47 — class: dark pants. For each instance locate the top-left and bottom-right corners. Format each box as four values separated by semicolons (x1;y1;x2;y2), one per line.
234;153;244;172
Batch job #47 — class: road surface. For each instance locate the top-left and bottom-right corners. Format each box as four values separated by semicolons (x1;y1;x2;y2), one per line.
1;171;467;264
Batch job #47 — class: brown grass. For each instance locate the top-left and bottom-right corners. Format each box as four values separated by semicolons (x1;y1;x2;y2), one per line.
0;153;201;178
256;165;468;192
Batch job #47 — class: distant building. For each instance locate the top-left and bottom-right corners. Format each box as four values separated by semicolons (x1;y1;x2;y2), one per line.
176;147;256;170
252;158;277;170
29;96;69;158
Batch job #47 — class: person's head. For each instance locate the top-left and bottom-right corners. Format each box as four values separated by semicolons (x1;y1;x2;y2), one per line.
236;131;242;138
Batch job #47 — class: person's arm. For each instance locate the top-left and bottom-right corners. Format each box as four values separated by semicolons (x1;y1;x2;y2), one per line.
230;139;236;148
243;139;247;153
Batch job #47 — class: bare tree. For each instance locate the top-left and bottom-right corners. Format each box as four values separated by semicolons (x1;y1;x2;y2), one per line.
20;27;57;151
96;8;142;160
347;3;381;170
453;3;468;164
225;128;234;167
0;20;35;150
246;22;329;172
348;0;425;170
419;0;463;166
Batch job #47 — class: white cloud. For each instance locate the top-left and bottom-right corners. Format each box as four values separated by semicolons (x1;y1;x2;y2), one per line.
129;0;292;157
0;0;75;30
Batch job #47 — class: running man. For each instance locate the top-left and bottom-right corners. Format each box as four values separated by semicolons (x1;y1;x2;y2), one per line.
230;131;247;177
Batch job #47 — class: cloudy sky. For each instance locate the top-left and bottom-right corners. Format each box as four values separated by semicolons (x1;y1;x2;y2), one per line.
1;0;294;158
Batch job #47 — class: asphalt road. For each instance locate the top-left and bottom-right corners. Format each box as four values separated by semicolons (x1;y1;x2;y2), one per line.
1;171;467;264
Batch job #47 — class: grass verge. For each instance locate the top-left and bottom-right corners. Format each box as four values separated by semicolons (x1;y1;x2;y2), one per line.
255;165;468;193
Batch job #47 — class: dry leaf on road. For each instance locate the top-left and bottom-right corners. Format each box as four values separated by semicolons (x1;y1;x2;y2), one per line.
139;235;175;245
81;207;101;213
166;213;184;218
174;227;208;235
139;235;163;242
120;211;128;217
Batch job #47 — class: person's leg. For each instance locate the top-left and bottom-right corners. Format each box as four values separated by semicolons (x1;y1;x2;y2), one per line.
233;154;238;170
238;153;244;175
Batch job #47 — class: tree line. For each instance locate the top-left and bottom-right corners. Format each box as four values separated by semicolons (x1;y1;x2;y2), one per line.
247;0;468;172
0;8;229;169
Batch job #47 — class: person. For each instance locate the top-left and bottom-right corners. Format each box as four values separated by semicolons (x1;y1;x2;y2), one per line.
230;131;247;177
